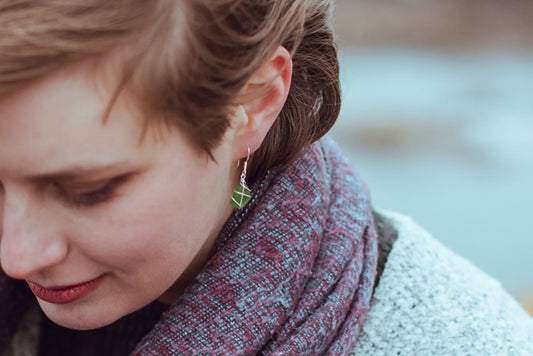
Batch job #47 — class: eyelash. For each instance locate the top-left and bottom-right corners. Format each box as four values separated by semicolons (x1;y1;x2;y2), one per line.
57;176;126;208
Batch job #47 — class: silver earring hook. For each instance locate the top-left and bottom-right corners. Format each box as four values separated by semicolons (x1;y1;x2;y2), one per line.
231;147;252;208
236;147;251;168
241;147;250;185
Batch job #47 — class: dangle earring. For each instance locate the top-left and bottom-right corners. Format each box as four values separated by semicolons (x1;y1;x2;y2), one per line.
231;147;252;209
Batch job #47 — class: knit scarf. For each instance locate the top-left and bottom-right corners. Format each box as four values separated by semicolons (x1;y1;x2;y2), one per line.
132;137;378;355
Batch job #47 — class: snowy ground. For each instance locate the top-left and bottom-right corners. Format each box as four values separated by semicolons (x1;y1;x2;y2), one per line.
331;47;533;298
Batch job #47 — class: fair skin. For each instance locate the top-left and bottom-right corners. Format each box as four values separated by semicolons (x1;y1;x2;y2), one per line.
0;46;291;330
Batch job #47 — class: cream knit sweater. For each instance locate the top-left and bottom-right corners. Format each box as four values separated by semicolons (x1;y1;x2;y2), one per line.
353;211;533;355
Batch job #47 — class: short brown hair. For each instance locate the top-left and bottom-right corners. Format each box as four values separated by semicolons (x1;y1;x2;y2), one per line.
0;0;340;182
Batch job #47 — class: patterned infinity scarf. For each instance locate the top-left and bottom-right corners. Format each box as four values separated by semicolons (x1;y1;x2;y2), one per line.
133;137;378;355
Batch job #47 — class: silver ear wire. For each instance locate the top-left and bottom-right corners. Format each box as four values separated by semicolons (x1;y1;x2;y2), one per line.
231;147;252;209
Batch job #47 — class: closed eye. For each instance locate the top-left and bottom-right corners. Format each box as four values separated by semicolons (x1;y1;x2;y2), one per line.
55;175;129;208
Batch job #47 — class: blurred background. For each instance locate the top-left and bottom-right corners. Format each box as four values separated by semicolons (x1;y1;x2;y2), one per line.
331;0;533;314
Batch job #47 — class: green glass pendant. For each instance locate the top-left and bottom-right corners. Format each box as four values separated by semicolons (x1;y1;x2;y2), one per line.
231;183;251;209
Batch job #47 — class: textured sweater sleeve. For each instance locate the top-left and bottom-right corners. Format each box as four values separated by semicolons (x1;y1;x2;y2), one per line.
352;210;533;355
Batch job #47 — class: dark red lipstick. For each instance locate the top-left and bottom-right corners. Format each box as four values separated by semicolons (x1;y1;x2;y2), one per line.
27;275;105;304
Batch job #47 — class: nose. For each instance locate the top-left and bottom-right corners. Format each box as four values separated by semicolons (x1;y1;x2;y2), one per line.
0;189;68;280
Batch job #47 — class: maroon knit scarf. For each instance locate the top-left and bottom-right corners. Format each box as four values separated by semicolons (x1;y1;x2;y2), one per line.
132;137;378;355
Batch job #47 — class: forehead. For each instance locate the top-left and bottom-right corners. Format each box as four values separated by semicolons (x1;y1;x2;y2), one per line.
0;61;149;178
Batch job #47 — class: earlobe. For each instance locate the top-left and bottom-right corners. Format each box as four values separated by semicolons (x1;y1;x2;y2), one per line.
233;46;292;160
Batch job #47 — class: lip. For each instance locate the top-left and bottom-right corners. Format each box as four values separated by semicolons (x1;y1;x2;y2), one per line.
27;274;106;304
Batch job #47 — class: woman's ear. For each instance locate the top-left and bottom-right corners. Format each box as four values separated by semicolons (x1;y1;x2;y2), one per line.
232;45;292;160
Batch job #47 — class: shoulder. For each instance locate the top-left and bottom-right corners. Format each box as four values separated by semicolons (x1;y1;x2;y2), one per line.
353;210;533;355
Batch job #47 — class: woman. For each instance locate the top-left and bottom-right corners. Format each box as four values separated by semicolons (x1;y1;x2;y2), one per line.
0;1;532;355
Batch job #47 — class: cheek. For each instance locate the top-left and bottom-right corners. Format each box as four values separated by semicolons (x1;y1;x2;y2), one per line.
77;201;196;278
70;165;228;282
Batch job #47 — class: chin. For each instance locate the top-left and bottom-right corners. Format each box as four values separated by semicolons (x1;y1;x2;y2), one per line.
36;298;127;330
